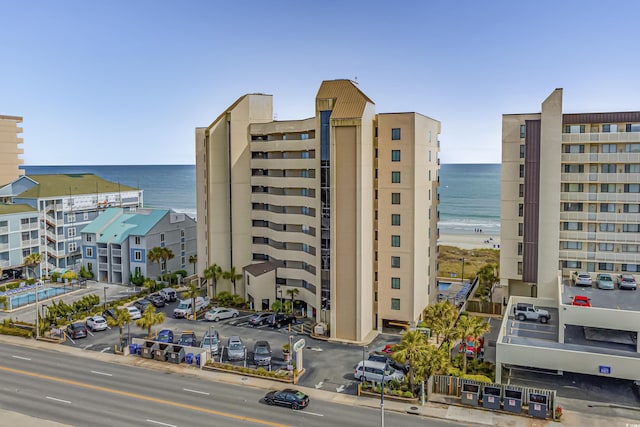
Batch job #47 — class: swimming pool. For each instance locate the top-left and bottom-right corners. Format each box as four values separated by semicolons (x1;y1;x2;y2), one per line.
10;287;73;309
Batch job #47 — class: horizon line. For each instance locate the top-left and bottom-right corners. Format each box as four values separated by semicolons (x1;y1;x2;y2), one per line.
21;162;502;167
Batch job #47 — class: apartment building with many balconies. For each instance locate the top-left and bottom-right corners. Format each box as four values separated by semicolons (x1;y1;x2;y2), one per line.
0;204;39;276
196;80;440;342
0;115;24;187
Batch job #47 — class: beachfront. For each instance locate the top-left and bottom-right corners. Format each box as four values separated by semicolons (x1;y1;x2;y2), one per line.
438;231;500;250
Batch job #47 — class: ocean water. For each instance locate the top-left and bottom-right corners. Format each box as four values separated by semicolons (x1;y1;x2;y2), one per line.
21;164;501;233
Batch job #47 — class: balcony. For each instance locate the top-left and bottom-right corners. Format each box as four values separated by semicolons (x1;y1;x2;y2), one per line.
559;231;640;243
559;250;639;264
0;226;8;234
98;248;108;256
562;131;640;143
0;243;8;252
21;238;39;247
98;263;109;270
111;248;122;257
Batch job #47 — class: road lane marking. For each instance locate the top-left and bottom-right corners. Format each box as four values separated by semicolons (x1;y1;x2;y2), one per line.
146;420;176;427
299;411;323;417
91;370;113;377
12;355;31;361
183;388;210;395
46;396;72;404
84;344;94;350
0;365;290;427
101;347;111;353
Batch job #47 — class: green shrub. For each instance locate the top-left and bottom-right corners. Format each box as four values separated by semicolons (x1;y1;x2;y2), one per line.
231;294;245;307
216;291;233;307
0;325;33;338
6;282;20;290
403;391;414;398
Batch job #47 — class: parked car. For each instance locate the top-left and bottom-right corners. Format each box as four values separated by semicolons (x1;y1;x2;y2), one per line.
86;315;108;332
145;294;166;307
572;272;592;287
266;313;297;328
617;274;638;290
178;331;197;347
571;295;591;307
596;273;615;290
381;344;396;354
204;307;239;322
248;312;272;327
126;306;142;320
633;380;640;401
173;296;210;319
459;336;485;359
367;351;408;373
66;322;88;339
156;329;174;344
159;287;177;302
253;341;272;366
102;308;117;320
263;389;309;410
226;336;246;361
201;329;220;355
133;299;152;313
354;360;405;383
513;303;550;323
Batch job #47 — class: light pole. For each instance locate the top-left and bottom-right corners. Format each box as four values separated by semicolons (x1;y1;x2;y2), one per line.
362;345;367;383
209;324;213;356
103;286;109;311
278;288;283;313
380;371;385;427
460;257;465;283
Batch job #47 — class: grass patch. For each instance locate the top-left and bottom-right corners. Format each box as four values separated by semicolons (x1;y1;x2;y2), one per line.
438;245;499;280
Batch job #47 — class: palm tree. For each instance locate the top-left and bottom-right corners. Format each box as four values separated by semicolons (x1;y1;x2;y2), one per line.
107;307;132;349
286;288;299;314
136;304;166;338
456;314;491;374
391;330;429;391
147;247;175;282
415;344;450;382
188;254;198;275
223;266;242;295
181;283;201;321
423;301;457;344
24;252;42;280
203;264;223;300
159;247;175;280
477;263;499;311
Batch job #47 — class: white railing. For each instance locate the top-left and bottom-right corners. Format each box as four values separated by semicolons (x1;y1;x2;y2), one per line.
562;131;640;143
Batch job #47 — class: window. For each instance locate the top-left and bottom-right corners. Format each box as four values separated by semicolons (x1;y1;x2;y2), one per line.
562;241;582;249
519;164;525;178
563;203;583;212
519;184;524;197
563;183;583;192
602;124;617;133
626;124;640;132
391;278;400;289
67;213;76;222
563;222;583;231
598;263;614;271
562;260;582;268
302;206;310;215
392;193;400;204
517;262;523;275
564;144;585;153
391;214;401;226
86;235;92;243
602;144;617;153
625;164;640;173
391;298;400;310
625;144;640;153
600;184;616;192
599;223;615;232
600;203;615;212
391;172;401;183
391;256;400;268
624;204;640;213
520;125;526;138
134;236;141;245
519;144;525;158
565;125;586;134
622;244;639;253
160;234;165;242
600;164;616;173
598;243;614;251
564;164;584;173
83;212;89;221
391;128;401;140
134;250;142;261
391;235;400;247
623;224;640;232
518;223;523;236
622;264;640;272
301;133;309;140
518;204;523;217
68;227;76;238
86;247;93;257
68;242;77;252
624;184;640;193
391;150;401;162
517;242;523;255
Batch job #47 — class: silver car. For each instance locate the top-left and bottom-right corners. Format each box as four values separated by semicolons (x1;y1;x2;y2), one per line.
201;329;220;355
573;272;592;287
226;336;246;361
596;273;614;290
617;274;637;290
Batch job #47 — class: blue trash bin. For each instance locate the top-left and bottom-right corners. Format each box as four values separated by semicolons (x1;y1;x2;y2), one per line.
195;354;201;366
136;345;142;355
129;343;137;354
186;353;193;364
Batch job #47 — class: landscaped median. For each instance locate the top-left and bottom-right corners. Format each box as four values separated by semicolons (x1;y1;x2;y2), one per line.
202;362;295;383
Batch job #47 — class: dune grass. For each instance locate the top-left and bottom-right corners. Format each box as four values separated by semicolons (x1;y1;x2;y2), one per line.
438;245;499;281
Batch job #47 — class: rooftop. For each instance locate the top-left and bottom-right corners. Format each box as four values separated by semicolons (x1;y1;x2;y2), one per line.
17;174;138;198
0;203;36;215
82;208;169;244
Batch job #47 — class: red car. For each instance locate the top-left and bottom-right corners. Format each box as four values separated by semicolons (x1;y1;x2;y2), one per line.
381;344;396;354
571;295;591;307
459;336;484;358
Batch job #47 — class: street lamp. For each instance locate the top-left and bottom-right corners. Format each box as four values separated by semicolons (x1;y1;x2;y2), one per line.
208;324;213;356
362;345;367;383
460;258;465;283
380;371;385;427
103;286;109;311
278;288;283;313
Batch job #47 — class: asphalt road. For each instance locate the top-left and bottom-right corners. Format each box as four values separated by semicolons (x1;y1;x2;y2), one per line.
0;342;463;427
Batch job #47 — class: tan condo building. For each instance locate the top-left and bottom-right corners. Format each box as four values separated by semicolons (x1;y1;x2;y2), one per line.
196;80;440;342
0;115;24;187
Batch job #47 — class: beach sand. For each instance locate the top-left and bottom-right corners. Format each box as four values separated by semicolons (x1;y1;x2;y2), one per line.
438;232;501;250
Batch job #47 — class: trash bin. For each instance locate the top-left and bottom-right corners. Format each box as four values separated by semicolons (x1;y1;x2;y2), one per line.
482;385;501;410
503;388;523;414
141;341;158;359
528;393;548;419
460;383;480;407
129;343;138;355
167;345;185;364
185;353;193;365
195;353;201;366
154;343;170;362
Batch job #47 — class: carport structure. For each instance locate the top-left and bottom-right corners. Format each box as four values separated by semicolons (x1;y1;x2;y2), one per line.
496;274;640;383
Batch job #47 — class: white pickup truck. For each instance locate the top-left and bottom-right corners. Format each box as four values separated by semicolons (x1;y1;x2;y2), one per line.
173;296;210;319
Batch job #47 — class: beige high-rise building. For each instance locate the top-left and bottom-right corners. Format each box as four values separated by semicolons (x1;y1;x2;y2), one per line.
196;80;440;342
501;88;640;298
0;115;24;187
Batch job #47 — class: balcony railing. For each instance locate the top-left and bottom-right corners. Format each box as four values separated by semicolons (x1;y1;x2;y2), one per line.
0;226;8;234
562;131;640;143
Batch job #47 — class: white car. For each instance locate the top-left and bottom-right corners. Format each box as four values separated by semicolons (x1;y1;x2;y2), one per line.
204;307;239;322
86;315;108;332
126;306;142;320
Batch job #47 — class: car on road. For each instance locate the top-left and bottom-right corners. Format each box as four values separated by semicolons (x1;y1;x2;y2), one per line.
86;315;108;332
126;306;142;320
571;295;591;307
248;312;272;327
253;341;272;366
66;322;88;339
159;287;177;302
354;360;405;383
201;329;220;355
156;329;174;344
204;307;239;322
227;336;246;361
266;313;297;329
145;294;166;307
263;389;309;410
178;331;197;347
596;273;615;290
618;274;638;290
572;272;592;287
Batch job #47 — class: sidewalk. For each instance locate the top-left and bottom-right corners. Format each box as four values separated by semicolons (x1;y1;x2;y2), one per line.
1;334;622;427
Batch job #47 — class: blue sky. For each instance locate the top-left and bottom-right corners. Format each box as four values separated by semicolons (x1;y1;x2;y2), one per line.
2;0;640;165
